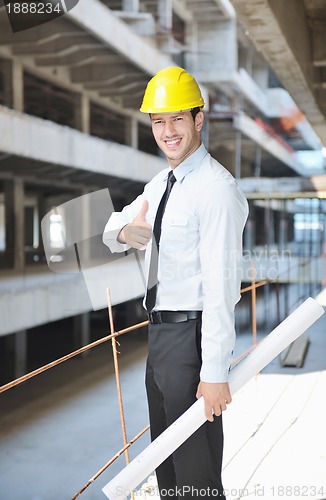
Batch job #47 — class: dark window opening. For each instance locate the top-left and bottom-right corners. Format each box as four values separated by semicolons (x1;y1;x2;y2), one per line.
90;102;126;144
24;72;76;128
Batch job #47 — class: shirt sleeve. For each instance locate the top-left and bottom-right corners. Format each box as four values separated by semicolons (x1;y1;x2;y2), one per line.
102;192;145;253
198;180;249;383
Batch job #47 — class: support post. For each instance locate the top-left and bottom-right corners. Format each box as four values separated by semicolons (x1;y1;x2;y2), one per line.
4;178;25;270
1;59;24;112
14;330;27;379
125;116;138;149
73;313;90;356
235;129;241;179
123;0;139;12
74;94;90;134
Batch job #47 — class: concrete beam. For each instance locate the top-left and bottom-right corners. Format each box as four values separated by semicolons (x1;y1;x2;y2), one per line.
214;0;236;19
35;47;109;67
0;15;82;45
0;254;146;336
236;112;311;176
0;105;166;183
66;0;175;76
71;63;142;83
98;80;147;96
113;11;155;36
11;33;95;56
229;0;326;144
172;0;193;23
83;72;141;90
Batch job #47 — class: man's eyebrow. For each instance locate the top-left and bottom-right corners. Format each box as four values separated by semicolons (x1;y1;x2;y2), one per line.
151;114;183;121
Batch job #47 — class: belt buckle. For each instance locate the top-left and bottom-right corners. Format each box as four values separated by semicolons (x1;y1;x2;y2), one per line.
148;311;162;324
176;312;188;322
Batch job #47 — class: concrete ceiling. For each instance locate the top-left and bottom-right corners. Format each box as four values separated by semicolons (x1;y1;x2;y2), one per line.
0;0;322;182
229;0;326;146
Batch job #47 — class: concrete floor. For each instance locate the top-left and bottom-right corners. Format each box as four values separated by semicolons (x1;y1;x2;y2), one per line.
1;301;326;500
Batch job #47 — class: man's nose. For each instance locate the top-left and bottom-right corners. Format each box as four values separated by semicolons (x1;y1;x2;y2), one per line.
163;121;176;137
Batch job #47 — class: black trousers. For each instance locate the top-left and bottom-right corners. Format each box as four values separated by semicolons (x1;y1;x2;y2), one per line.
145;319;226;499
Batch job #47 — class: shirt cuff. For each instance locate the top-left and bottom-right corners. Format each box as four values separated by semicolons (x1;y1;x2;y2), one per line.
200;361;230;383
103;227;130;253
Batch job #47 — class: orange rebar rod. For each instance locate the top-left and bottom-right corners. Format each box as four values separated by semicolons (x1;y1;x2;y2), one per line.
0;319;149;394
107;289;131;467
71;424;150;500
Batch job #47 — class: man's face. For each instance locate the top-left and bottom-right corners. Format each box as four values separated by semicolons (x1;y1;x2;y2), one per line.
150;110;204;168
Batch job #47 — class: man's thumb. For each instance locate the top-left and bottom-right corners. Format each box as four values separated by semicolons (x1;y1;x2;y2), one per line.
136;200;149;221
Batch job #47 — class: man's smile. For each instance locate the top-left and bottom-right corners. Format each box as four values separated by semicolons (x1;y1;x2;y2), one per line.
165;137;182;148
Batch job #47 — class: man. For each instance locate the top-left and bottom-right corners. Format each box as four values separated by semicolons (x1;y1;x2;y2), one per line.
103;67;248;499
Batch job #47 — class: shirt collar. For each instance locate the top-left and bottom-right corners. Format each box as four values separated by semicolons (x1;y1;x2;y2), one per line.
164;143;208;182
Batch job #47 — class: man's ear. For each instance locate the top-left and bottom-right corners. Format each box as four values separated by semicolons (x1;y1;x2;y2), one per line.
195;111;204;131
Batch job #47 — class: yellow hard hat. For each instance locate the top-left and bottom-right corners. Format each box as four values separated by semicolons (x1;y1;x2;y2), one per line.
140;66;204;113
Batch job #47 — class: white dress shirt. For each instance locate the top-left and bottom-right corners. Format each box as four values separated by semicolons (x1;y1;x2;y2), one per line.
103;144;249;383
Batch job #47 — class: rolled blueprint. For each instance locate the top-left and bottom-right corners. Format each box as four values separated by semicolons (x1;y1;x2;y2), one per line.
102;297;324;500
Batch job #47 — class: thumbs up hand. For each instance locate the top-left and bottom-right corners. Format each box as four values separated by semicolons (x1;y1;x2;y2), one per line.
118;200;152;250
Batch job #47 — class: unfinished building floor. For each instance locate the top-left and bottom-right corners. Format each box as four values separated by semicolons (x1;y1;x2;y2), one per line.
1;302;326;500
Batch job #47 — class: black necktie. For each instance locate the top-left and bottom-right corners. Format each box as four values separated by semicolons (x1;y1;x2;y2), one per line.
146;171;176;312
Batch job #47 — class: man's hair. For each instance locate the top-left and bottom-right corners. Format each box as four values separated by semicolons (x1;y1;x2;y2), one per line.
191;107;201;121
149;107;201;121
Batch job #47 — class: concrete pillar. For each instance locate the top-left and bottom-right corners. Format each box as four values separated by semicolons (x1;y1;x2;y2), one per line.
74;93;90;134
158;0;172;30
123;0;139;11
187;18;237;76
254;145;262;177
279;201;288;249
73;313;91;355
321;199;326;254
14;178;25;271
279;217;288;249
235;129;242;179
125;116;138;149
244;213;255;252
37;193;47;256
264;283;271;333
1;59;24;112
14;330;27;379
252;63;269;90
4;178;25;270
4;180;14;268
264;200;275;246
245;47;253;75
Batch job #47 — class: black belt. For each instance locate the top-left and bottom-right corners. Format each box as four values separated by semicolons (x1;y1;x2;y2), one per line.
147;310;202;324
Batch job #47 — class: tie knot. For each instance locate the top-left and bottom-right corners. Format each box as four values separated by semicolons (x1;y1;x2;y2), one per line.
168;171;176;184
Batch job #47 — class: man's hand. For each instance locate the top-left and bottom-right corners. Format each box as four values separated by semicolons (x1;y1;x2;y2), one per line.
118;200;152;249
196;381;232;422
